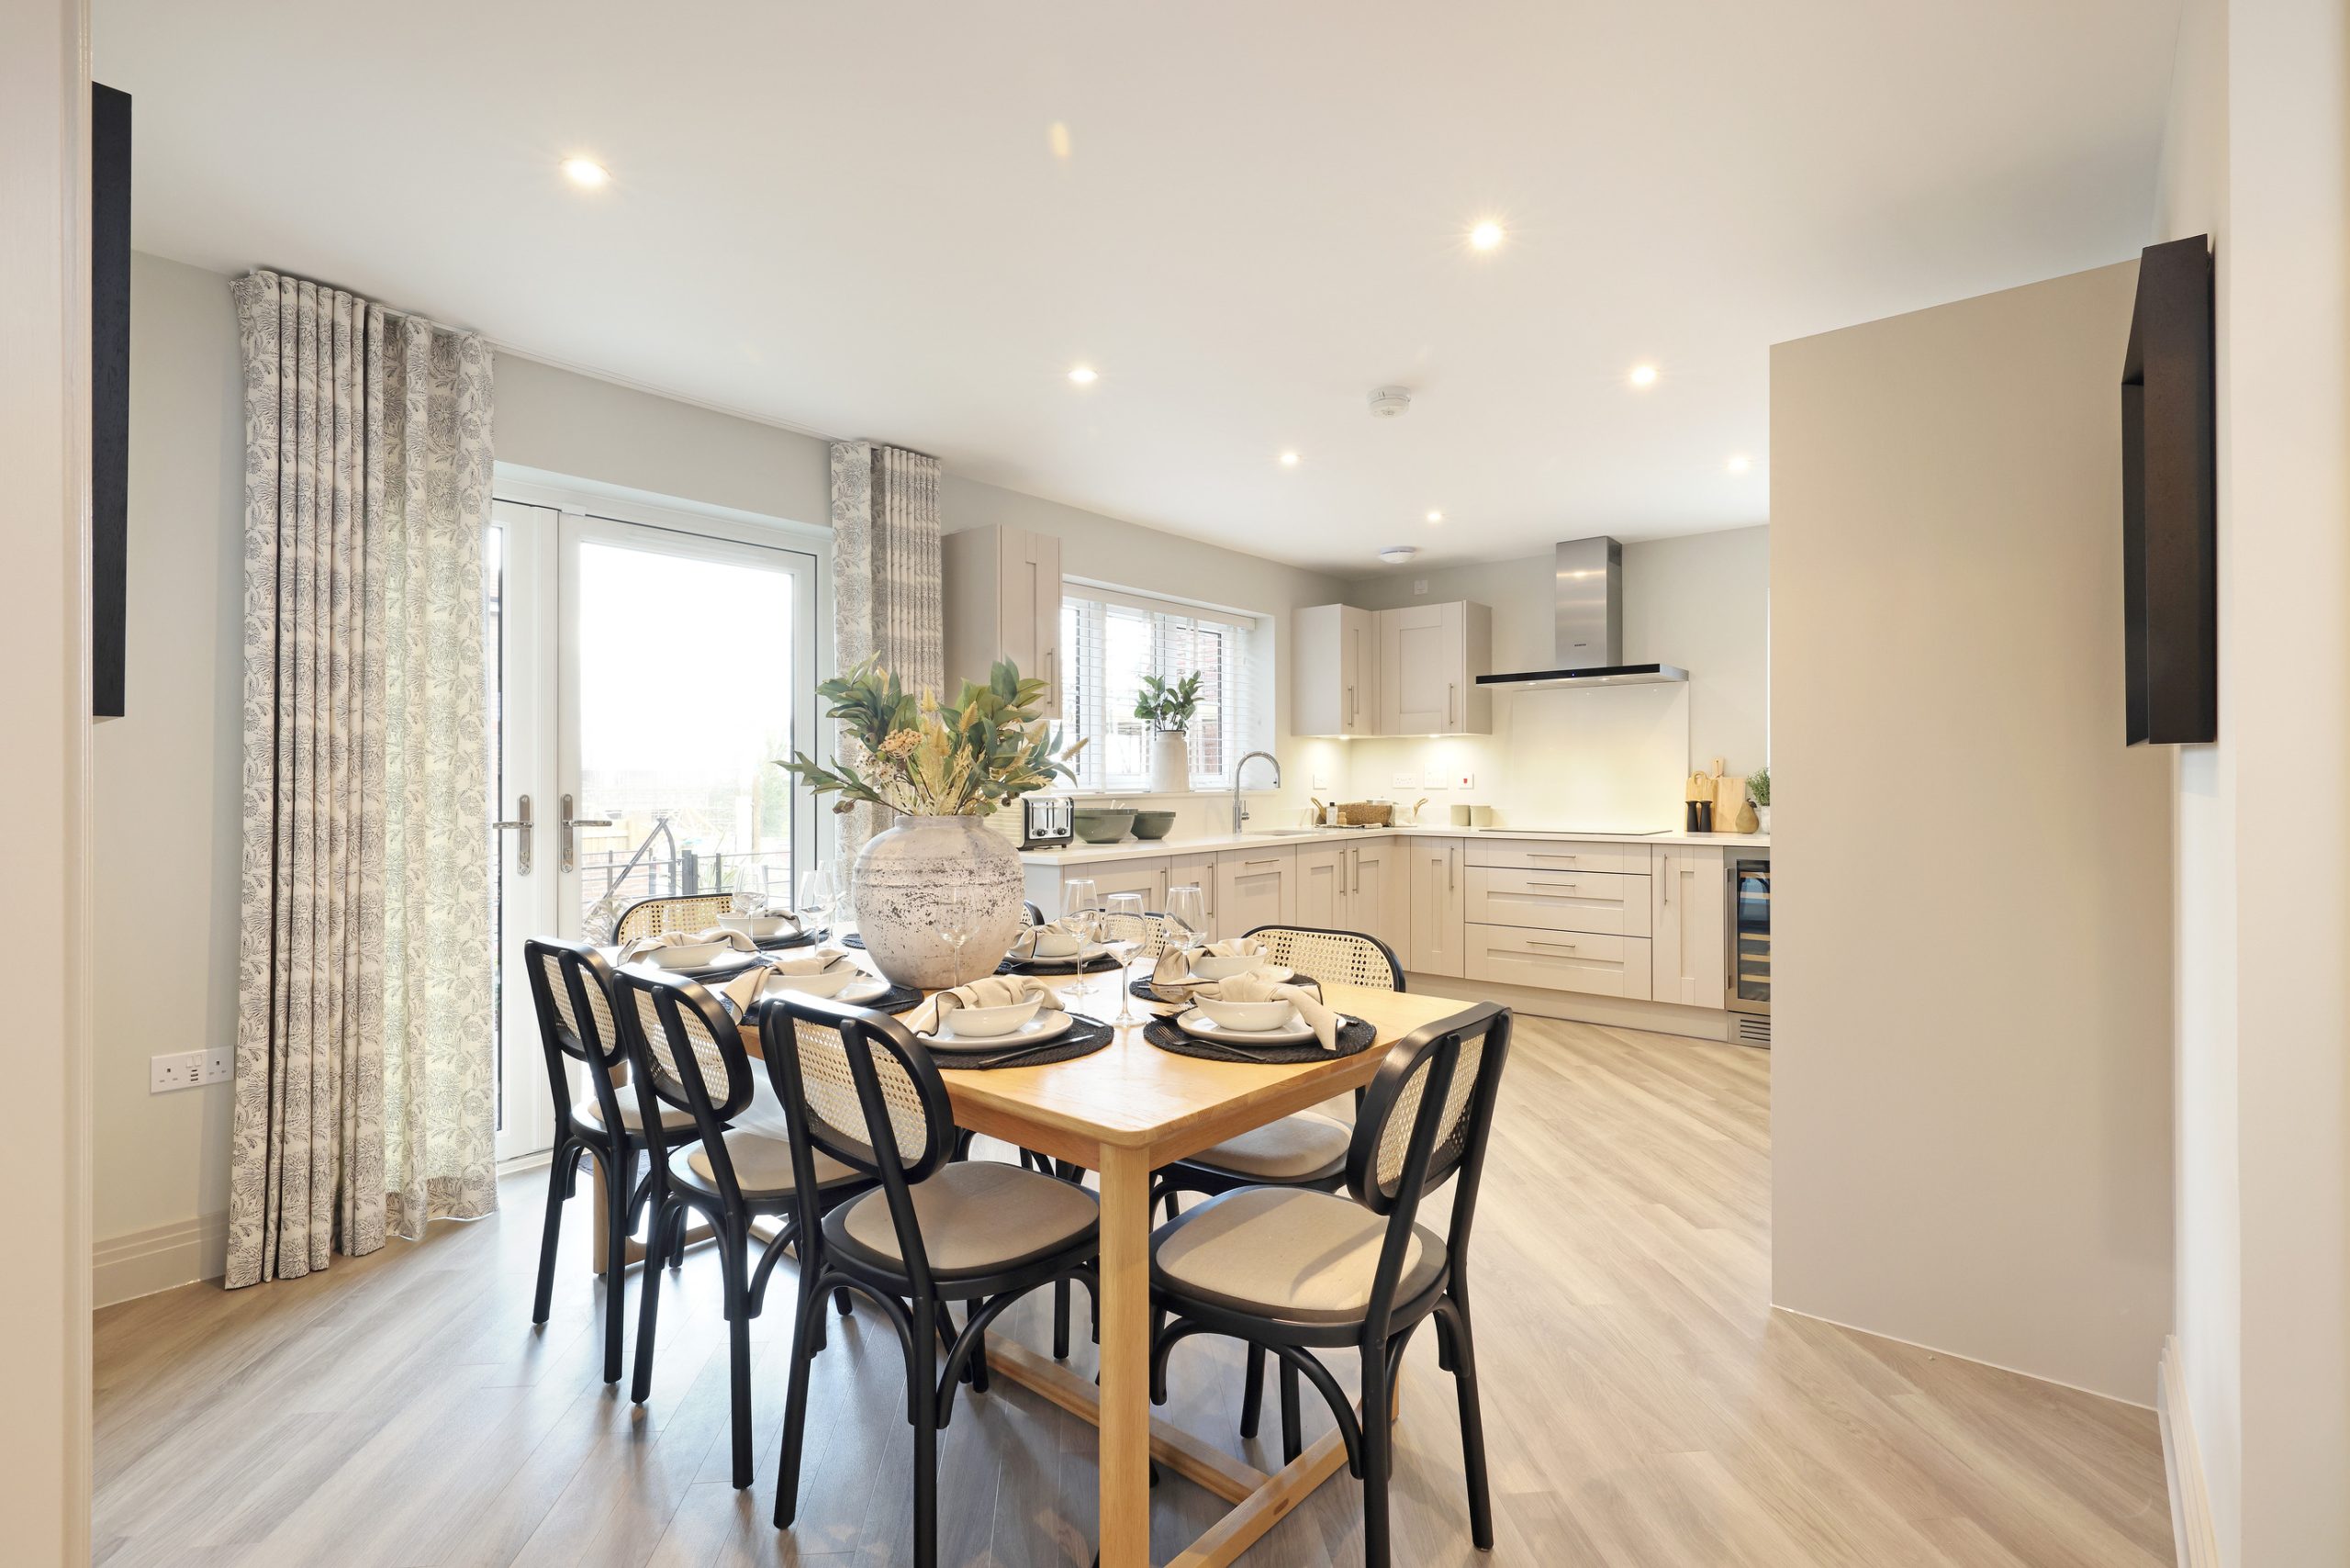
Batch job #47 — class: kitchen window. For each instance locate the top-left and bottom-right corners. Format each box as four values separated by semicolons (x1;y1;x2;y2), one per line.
1059;586;1261;791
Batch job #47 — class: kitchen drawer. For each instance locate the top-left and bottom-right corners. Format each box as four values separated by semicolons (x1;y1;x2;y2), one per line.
1463;867;1651;938
1463;924;1652;999
1461;837;1646;875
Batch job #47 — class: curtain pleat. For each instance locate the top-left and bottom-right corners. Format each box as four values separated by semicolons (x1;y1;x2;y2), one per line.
829;441;944;864
226;270;494;1287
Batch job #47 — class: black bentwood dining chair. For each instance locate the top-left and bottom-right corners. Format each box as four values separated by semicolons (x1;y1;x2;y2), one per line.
522;937;699;1384
758;993;1101;1564
1149;1002;1511;1568
612;966;871;1489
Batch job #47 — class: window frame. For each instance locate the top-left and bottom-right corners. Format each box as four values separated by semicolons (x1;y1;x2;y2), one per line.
1058;580;1266;794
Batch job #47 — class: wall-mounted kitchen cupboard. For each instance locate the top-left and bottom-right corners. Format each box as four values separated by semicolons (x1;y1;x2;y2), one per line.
1292;600;1491;737
944;524;1063;719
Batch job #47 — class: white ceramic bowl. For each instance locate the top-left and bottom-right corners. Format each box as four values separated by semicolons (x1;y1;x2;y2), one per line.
1192;994;1295;1032
940;995;1045;1038
1190;952;1264;981
643;941;730;970
1027;927;1082;958
719;913;798;938
761;963;857;999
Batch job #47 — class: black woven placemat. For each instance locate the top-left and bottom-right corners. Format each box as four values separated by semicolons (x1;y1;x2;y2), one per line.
924;1015;1115;1070
711;969;924;1021
997;953;1120;977
755;926;826;950
1142;1013;1374;1064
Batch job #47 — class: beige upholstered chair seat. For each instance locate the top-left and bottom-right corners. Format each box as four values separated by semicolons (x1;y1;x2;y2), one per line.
828;1161;1098;1280
1181;1112;1352;1182
574;1095;698;1136
670;1130;859;1200
1152;1187;1448;1324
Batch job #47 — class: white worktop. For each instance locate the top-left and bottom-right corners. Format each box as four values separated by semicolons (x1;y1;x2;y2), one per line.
1018;822;1769;867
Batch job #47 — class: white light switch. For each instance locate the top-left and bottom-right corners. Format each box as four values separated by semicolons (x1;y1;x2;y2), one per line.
1392;769;1418;790
1311;770;1329;791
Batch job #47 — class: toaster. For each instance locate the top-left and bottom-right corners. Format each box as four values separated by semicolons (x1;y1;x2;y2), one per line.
1021;795;1074;850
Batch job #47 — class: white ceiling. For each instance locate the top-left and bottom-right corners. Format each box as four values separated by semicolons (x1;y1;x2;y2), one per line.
98;1;2181;571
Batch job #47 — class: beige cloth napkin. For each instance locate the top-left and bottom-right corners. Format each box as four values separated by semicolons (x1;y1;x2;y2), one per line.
1192;971;1340;1051
717;946;855;1013
616;927;757;966
1008;918;1091;961
906;975;1064;1036
1150;934;1271;986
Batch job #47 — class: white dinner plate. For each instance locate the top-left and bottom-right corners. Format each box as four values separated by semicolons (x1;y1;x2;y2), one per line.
642;942;741;971
1175;1008;1317;1046
1012;941;1113;964
834;975;892;1004
920;1008;1075;1053
1180;964;1292;986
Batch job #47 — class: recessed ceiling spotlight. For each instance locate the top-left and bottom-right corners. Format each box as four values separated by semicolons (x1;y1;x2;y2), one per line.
1279;450;1301;467
1426;510;1445;524
561;157;610;189
1727;454;1751;475
1068;365;1098;385
1469;220;1505;252
1379;546;1418;566
1629;363;1659;388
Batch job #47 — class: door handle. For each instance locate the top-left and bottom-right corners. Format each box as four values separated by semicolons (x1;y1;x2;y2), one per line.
491;793;532;875
1447;846;1455;892
1446;683;1456;727
561;794;615;874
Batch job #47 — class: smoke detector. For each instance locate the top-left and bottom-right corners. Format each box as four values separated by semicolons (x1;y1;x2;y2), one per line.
1367;385;1413;419
1379;546;1418;566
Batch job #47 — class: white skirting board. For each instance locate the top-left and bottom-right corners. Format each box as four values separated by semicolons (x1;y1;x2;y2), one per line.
2159;1335;2221;1568
1404;970;1738;1043
93;1212;229;1308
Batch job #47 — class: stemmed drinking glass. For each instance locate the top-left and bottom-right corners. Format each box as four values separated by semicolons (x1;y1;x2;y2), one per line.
797;865;835;936
1062;878;1102;999
1103;891;1147;1027
1166;883;1209;975
934;910;976;990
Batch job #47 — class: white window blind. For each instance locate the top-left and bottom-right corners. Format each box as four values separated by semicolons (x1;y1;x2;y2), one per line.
1059;586;1260;791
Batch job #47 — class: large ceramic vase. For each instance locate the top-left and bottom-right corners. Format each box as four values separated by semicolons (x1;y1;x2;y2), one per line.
1149;729;1190;793
853;813;1027;989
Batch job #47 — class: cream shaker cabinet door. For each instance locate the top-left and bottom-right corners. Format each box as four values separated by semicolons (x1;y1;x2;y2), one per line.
1348;836;1408;953
1379;601;1460;734
1407;838;1466;978
1648;846;1726;1006
1216;846;1295;936
1295;845;1344;929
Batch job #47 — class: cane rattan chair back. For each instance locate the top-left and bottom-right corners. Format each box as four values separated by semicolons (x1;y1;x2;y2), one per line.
614;966;757;1132
1348;1002;1510;1223
758;995;950;1182
525;937;628;1075
1243;924;1405;991
615;893;738;943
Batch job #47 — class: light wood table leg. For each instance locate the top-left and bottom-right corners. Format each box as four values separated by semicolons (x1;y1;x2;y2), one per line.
1096;1143;1154;1567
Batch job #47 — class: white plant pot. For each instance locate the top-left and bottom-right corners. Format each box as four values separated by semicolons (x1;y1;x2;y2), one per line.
1149;730;1191;794
1754;804;1772;834
852;814;1027;989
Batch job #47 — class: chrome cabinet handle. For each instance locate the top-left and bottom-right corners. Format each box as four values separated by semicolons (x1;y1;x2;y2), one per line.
561;793;615;874
491;793;532;876
1447;846;1455;892
1243;857;1281;868
1528;939;1580;952
1529;881;1580;892
1446;683;1457;727
1528;853;1581;862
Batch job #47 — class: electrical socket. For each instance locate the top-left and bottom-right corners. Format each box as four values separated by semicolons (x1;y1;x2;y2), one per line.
1391;769;1419;790
151;1050;203;1093
1454;768;1476;790
1311;770;1329;791
200;1047;233;1085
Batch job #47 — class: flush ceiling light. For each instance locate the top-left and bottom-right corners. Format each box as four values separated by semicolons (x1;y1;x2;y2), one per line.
1469;220;1505;252
561;157;610;189
1629;363;1659;388
1279;450;1301;466
1727;454;1751;474
1379;545;1418;565
1068;365;1098;385
1426;510;1445;523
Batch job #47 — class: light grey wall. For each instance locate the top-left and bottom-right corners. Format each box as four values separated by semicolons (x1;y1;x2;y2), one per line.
1770;260;2173;1403
96;253;1352;1282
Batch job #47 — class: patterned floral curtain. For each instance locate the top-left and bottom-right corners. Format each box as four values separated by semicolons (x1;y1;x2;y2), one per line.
225;270;497;1287
829;441;944;863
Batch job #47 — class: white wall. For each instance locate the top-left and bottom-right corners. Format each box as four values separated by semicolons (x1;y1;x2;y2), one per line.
1336;526;1769;827
97;253;1349;1294
1770;262;2175;1403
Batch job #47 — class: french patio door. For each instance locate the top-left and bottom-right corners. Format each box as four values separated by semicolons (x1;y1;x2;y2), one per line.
487;494;822;1160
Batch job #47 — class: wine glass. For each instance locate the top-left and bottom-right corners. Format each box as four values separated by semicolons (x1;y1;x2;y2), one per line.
1103;891;1147;1026
1062;878;1102;995
797;865;835;935
1166;883;1209;972
933;908;976;990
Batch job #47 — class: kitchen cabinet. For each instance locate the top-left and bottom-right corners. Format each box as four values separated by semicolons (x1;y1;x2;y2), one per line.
1377;600;1493;736
1168;852;1219;929
1292;604;1380;738
1294;838;1405;953
1462;836;1643;875
1216;846;1296;935
1406;838;1466;978
943;524;1063;719
1464;925;1653;999
1465;866;1651;938
1026;856;1166;920
1295;845;1344;928
1649;845;1727;1007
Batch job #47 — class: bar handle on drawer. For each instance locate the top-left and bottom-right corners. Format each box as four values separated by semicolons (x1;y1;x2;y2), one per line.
1527;852;1581;862
1528;939;1580;951
1528;881;1580;892
1243;857;1281;868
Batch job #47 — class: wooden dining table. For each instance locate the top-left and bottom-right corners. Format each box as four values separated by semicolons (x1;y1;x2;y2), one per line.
595;943;1470;1568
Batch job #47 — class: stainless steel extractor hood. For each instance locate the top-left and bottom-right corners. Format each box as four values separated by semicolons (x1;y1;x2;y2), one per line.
1475;535;1689;689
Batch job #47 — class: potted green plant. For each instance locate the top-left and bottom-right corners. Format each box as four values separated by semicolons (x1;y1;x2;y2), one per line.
1134;670;1203;793
778;656;1083;987
1747;764;1771;834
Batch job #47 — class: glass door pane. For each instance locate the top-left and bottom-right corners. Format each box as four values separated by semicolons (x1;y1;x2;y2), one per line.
561;516;817;942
